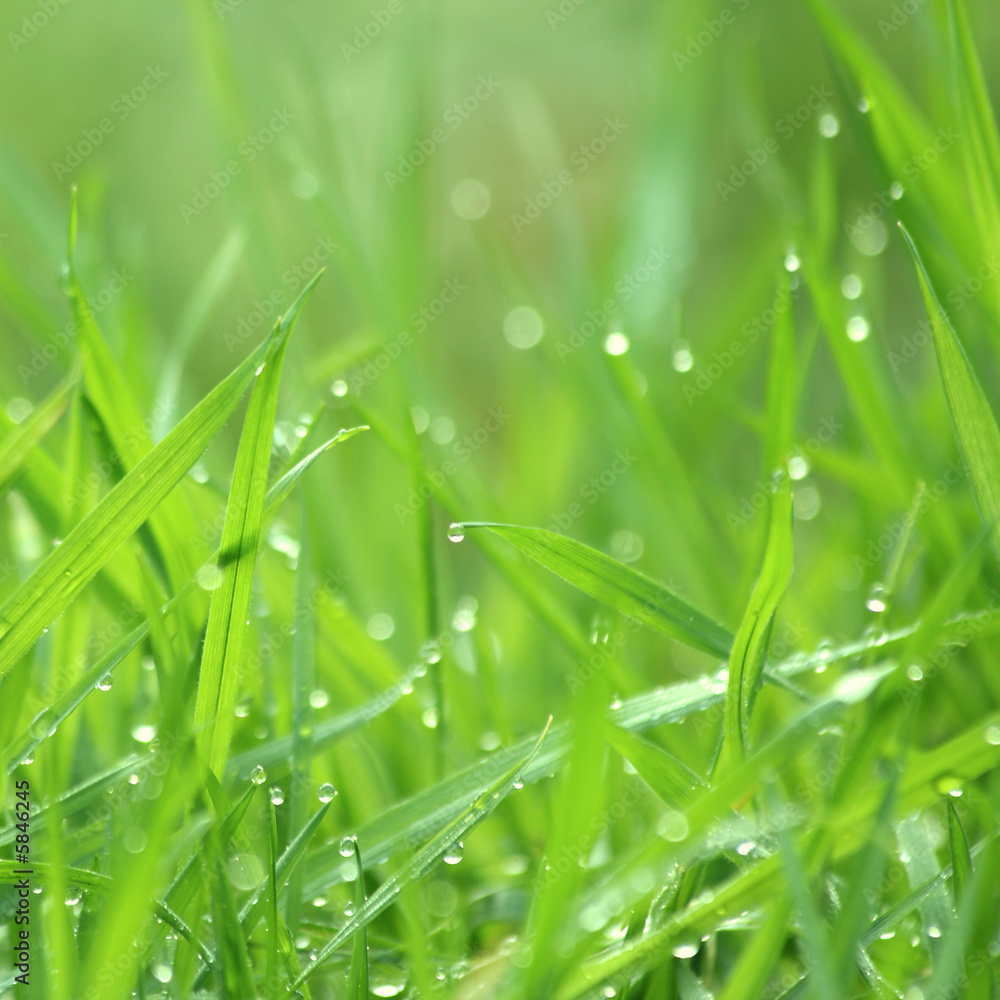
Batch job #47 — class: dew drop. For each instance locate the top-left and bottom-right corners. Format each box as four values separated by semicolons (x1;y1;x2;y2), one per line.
422;706;439;729
671;937;701;959
64;887;82;906
331;379;348;397
985;725;1000;745
818;113;840;138
269;786;285;805
250;765;267;786
736;841;754;856
447;523;465;543
671;340;693;372
317;782;337;804
603;332;630;356
443;842;464;865
866;583;888;613
841;274;863;299
847;315;870;342
907;664;923;682
927;924;942;938
131;723;157;744
343;900;356;917
783;252;801;272
96;674;113;692
656;810;690;842
309;689;329;709
339;836;357;858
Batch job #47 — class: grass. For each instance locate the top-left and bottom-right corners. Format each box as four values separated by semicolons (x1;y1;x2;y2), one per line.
2;0;1000;997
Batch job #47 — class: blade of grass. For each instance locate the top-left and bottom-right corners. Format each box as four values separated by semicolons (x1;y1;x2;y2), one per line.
900;222;1000;561
453;524;733;658
286;719;553;995
194;271;323;775
347;841;370;999
721;478;794;770
0;319;277;683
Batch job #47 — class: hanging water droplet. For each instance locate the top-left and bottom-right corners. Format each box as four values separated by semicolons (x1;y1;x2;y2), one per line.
736;841;754;856
841;274;863;299
443;842;464;865
64;887;82;906
890;181;904;200
671;937;701;959
309;689;329;709
331;379;348;397
420;639;442;665
447;523;465;543
250;765;267;786
656;811;690;842
927;924;942;938
866;582;888;613
818;113;840;138
131;723;157;744
783;252;801;273
422;706;439;729
671;340;693;372
513;779;524;790
846;315;870;342
339;836;356;858
603;331;630;356
985;725;1000;745
317;782;337;803
269;786;285;805
858;96;870;113
907;664;923;682
96;674;113;692
343;900;356;917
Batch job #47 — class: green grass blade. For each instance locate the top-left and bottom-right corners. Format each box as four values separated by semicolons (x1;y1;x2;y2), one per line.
346;841;370;1000
0;329;274;683
900;223;1000;560
604;724;704;807
454;524;733;658
946;798;973;906
2;431;363;773
194;270;324;776
286;490;315;935
286;719;553;995
722;479;794;769
0;369;77;500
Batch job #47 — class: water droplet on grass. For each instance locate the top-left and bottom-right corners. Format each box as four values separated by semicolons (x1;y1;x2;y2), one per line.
447;524;465;543
250;765;267;785
443;842;464;865
318;783;337;803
